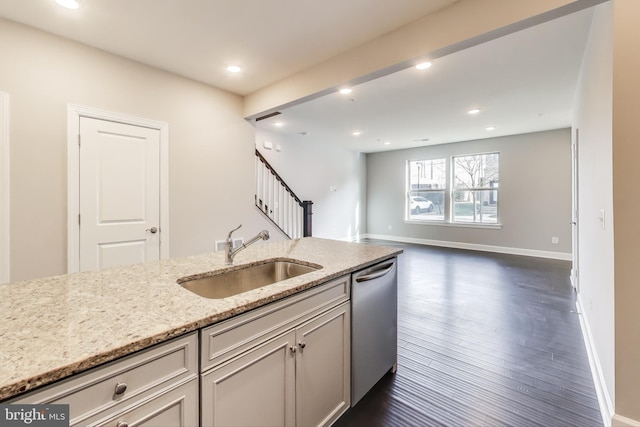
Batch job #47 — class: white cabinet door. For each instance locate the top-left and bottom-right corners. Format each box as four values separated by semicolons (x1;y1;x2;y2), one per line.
296;303;350;427
201;331;296;427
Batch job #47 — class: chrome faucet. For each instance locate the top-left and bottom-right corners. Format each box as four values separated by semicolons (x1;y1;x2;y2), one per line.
224;224;270;265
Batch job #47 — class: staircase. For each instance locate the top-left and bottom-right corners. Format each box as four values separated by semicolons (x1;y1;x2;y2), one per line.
255;149;312;239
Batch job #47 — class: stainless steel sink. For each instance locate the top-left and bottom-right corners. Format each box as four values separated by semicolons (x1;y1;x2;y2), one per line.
177;259;322;299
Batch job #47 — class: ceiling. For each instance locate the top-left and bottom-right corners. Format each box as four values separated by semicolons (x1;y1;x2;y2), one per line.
255;7;595;152
0;1;595;153
0;0;457;95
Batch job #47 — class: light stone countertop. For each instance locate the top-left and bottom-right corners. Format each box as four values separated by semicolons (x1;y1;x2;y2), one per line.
0;237;402;401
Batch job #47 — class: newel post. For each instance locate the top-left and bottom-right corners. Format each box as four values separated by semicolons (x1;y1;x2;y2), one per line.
302;201;313;237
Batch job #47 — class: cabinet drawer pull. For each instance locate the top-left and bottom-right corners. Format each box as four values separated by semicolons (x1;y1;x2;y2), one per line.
116;421;129;427
114;382;128;395
298;341;306;350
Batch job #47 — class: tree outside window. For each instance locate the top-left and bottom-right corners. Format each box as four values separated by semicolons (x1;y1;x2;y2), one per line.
452;152;499;224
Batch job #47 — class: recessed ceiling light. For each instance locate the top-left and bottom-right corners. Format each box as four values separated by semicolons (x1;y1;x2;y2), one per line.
273;121;284;127
55;0;79;9
339;88;352;95
226;65;242;73
416;61;432;70
467;108;481;115
486;126;496;131
352;131;362;136
383;141;391;146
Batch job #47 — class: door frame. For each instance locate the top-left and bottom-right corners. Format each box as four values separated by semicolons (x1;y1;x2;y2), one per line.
67;105;170;273
0;92;9;284
571;128;579;292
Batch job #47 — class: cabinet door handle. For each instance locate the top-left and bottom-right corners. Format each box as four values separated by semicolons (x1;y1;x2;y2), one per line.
298;341;306;350
116;421;129;427
289;345;297;354
114;382;127;395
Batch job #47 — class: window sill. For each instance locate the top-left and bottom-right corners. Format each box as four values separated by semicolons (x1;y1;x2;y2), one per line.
404;220;502;230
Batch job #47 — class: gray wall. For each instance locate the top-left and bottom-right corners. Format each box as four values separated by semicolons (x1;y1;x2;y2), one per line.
572;1;614;416
366;128;572;257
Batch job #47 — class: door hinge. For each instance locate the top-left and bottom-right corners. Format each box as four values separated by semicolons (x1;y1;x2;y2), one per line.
78;214;81;226
78;134;81;147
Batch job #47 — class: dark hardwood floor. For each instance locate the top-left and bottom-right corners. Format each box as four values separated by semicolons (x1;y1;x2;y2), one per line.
335;241;602;427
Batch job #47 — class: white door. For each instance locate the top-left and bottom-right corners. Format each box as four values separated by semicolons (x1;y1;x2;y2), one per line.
0;92;8;283
79;117;161;272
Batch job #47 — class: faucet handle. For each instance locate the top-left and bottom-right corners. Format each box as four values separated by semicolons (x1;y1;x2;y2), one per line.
227;224;242;239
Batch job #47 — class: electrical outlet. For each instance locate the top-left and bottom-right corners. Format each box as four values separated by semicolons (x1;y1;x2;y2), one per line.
551;237;559;244
232;238;244;249
215;240;226;251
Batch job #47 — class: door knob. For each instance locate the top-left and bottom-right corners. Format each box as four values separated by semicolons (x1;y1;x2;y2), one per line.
146;227;158;234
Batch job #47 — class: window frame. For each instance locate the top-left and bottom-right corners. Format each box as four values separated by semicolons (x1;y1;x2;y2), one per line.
451;151;500;225
404;151;501;228
405;158;447;222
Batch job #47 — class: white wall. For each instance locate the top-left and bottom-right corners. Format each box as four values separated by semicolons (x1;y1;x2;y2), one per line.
571;1;615;421
255;129;366;241
0;18;277;282
366;129;573;258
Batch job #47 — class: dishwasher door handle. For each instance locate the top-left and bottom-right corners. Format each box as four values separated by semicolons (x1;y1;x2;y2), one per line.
355;262;395;282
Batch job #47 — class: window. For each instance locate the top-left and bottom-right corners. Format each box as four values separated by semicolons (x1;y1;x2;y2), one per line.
407;159;446;221
452;152;499;224
405;152;499;225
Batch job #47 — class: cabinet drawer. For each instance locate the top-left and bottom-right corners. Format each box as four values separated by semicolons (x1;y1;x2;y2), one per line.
84;378;198;427
201;275;349;372
9;332;198;426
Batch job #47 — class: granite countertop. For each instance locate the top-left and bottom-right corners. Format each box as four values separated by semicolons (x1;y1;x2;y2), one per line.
0;237;402;401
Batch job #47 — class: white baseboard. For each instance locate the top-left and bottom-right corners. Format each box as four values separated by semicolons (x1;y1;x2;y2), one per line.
361;234;572;261
613;414;640;427
576;296;614;426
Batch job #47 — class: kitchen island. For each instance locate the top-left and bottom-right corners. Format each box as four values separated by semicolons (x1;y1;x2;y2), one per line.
0;237;401;409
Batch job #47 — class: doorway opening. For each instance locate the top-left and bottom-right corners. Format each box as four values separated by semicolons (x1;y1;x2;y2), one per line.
0;92;9;283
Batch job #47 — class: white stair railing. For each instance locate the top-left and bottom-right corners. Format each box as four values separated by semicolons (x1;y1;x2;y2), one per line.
255;150;310;239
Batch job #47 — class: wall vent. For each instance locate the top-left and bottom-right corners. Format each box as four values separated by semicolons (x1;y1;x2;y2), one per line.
255;111;281;122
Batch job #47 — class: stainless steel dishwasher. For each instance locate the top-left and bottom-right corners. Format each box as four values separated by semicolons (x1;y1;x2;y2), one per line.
351;257;398;405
